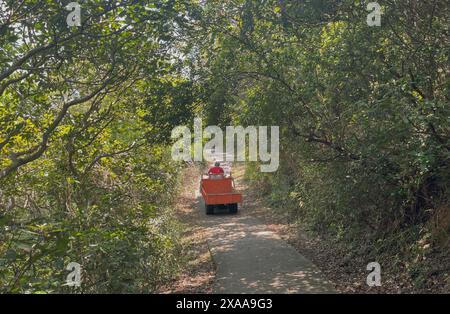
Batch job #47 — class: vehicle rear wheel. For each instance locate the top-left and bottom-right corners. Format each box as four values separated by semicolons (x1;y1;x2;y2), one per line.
229;203;238;214
206;204;214;215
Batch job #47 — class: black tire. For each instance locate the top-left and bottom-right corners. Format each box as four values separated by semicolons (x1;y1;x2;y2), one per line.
206;204;214;215
229;203;238;214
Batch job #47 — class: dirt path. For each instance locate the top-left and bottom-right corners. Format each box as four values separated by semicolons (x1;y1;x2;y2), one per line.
205;214;335;293
165;164;335;293
194;166;335;294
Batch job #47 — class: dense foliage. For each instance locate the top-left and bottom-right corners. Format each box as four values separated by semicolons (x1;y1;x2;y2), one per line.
187;0;449;288
0;0;195;293
1;0;449;293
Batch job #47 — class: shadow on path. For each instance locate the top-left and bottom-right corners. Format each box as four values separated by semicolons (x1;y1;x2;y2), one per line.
195;184;335;294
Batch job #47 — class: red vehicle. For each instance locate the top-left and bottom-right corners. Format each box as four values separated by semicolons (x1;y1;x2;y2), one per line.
200;173;242;215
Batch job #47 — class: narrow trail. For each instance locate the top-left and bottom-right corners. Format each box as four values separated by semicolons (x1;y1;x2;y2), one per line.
189;165;335;294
